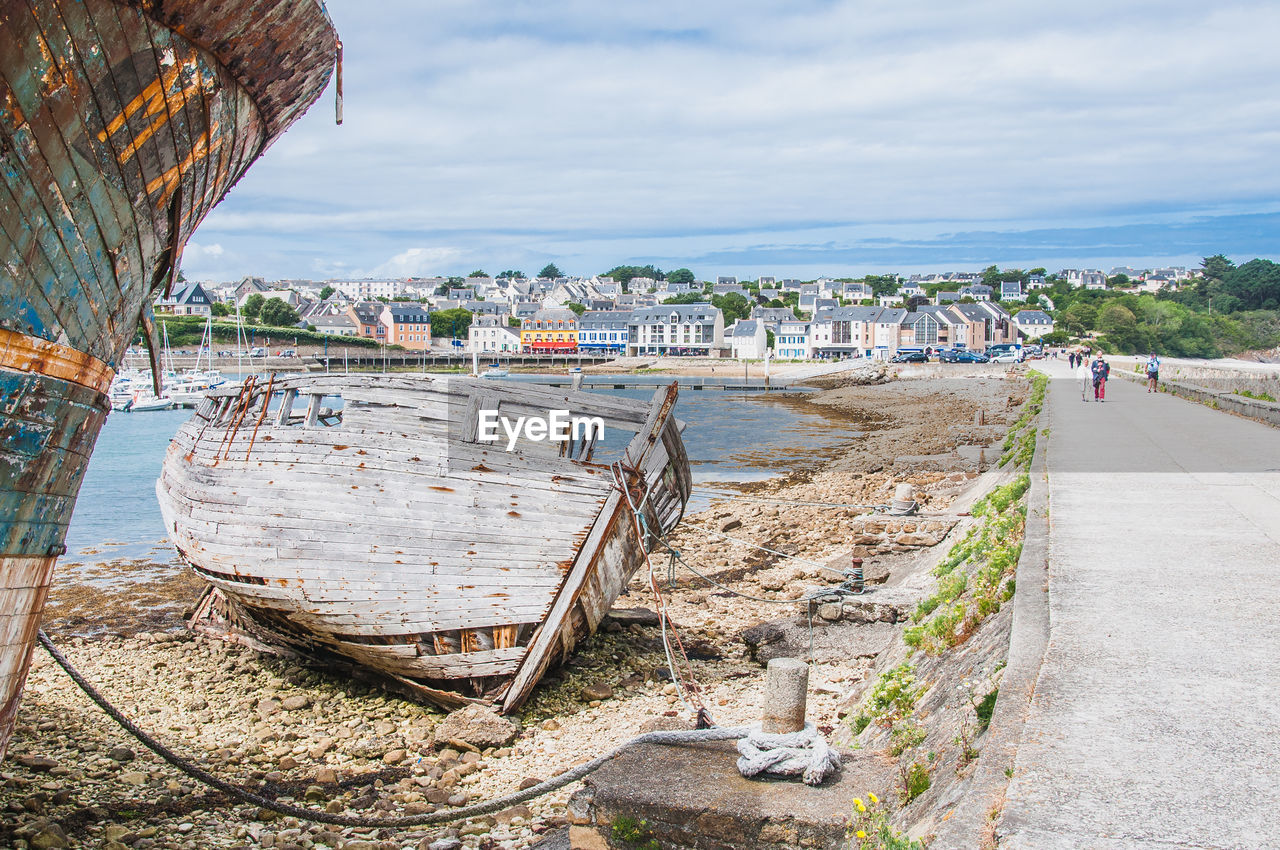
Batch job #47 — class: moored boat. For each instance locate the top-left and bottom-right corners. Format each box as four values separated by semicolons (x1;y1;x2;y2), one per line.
156;375;691;711
0;0;337;756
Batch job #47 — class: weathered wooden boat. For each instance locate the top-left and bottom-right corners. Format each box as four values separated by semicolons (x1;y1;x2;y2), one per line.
0;0;337;756
155;375;691;712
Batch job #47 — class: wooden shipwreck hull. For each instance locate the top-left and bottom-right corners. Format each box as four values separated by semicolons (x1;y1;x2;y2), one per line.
156;375;691;712
0;0;336;756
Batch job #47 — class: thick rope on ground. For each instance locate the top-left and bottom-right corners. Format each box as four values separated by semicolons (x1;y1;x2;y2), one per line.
736;722;841;786
37;630;747;828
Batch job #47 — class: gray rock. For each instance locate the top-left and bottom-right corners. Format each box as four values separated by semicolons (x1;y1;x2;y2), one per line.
427;839;462;850
435;705;517;749
281;695;310;711
106;747;135;762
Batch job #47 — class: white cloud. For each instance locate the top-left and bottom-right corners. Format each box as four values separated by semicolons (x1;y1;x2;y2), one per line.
185;0;1280;279
365;247;466;278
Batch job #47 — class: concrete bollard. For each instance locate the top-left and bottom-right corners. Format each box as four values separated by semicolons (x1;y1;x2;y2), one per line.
760;657;808;734
571;371;584;391
894;482;914;503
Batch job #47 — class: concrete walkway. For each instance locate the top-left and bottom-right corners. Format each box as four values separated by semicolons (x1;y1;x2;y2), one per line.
1001;362;1280;849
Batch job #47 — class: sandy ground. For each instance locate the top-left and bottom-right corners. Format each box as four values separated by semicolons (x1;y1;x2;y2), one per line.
1;372;1027;850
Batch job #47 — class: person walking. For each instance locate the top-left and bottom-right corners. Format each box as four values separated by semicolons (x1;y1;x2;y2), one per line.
1092;353;1110;402
1076;356;1092;401
1145;351;1161;392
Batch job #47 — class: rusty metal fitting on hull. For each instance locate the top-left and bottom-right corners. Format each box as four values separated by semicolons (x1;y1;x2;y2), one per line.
0;328;115;397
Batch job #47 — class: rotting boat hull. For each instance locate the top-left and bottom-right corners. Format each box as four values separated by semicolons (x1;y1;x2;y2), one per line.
156;375;691;712
0;0;336;757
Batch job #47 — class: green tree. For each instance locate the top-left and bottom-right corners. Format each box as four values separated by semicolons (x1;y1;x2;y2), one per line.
981;265;1001;288
565;302;587;316
538;263;563;279
318;285;335;301
497;270;524;279
603;264;664;287
1059;302;1097;336
667;268;696;286
507;316;522;328
863;274;899;296
210;302;231;318
765;329;775;350
1107;274;1130;289
430;307;473;340
259;297;300;327
241;293;264;322
467;269;488;278
1201;254;1236;282
446;276;465;287
711;292;752;325
1223;259;1280;310
1097;302;1143;350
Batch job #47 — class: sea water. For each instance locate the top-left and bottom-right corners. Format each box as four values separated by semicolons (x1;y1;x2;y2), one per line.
62;380;861;567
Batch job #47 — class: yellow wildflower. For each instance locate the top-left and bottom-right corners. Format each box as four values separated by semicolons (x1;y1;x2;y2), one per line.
868;792;879;804
854;798;867;812
856;830;867;839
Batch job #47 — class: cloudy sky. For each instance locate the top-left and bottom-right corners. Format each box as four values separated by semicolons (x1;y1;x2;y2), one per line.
182;0;1280;282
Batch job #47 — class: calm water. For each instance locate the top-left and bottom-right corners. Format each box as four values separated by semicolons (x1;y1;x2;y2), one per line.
63;378;861;565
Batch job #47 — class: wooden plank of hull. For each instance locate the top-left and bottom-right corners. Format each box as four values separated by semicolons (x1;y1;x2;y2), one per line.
0;0;337;759
500;384;684;711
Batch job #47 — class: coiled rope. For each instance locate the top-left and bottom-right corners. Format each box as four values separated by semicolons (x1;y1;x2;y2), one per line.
37;630;747;828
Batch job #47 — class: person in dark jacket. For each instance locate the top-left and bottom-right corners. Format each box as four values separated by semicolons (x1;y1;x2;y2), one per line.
1091;354;1111;402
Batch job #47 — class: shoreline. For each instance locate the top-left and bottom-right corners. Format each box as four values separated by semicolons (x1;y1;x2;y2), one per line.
6;372;1027;849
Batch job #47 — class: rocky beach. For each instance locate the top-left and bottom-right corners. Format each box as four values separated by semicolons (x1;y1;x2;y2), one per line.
2;368;1027;850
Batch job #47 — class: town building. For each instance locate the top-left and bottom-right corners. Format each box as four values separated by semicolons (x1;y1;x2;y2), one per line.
576;310;631;354
775;319;812;360
346;302;385;343
521;308;578;353
1014;309;1055;340
810;306;886;358
154;280;213;316
626;304;724;356
467;315;521;353
310;313;358;336
380;303;432;351
728;319;767;359
1000;281;1024;301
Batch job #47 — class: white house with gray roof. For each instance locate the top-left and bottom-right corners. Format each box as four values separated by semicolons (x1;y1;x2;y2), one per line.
1014;309;1055;339
728;319;767;359
626;303;724;357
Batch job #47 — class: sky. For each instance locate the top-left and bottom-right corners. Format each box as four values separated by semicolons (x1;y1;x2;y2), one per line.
181;0;1280;283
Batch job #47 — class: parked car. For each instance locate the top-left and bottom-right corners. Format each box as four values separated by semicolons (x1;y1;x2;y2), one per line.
248;347;265;357
992;350;1023;364
891;351;929;363
947;350;990;363
938;348;966;362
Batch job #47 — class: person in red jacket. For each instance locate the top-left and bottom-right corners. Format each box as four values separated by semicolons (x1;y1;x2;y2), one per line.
1091;354;1111;402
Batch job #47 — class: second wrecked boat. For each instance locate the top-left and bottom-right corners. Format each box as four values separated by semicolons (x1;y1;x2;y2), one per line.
156;374;690;711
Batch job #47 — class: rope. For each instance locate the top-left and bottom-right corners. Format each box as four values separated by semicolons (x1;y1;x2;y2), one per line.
37;630;746;827
653;540;834;606
611;463;707;720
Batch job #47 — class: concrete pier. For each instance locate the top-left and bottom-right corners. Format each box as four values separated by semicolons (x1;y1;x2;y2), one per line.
998;363;1280;848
